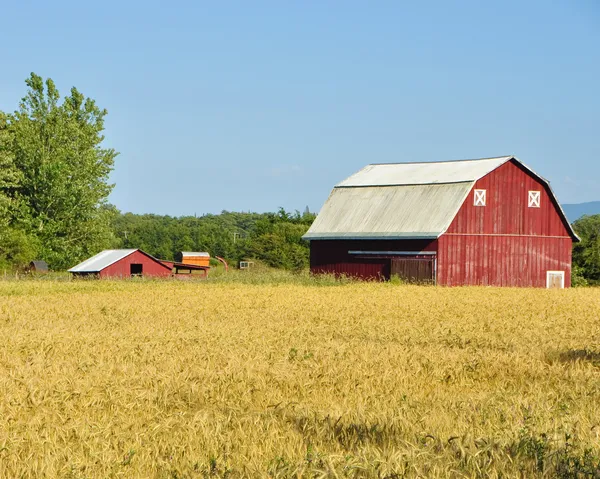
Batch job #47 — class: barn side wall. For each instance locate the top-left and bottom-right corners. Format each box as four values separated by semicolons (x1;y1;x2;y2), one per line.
310;239;437;280
446;160;571;237
99;251;172;278
437;235;572;287
440;159;574;287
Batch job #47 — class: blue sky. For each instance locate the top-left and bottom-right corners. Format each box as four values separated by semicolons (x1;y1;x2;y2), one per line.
1;1;598;216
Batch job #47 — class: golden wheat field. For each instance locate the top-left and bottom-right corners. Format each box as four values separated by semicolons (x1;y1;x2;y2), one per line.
1;278;600;478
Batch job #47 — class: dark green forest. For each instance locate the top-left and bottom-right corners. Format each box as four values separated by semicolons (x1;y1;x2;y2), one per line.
112;209;316;270
1;73;599;283
572;215;600;285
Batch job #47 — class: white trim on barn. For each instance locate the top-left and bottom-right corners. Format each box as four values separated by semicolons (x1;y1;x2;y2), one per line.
474;189;486;206
546;270;565;289
528;190;541;208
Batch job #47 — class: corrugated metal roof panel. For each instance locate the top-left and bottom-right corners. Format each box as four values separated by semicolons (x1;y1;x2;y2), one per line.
68;249;138;272
303;183;473;240
30;260;49;271
337;156;511;187
180;252;210;257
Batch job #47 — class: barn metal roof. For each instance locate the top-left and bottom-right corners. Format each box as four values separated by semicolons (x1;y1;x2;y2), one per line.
336;156;511;187
68;249;138;272
303;183;473;240
304;156;579;241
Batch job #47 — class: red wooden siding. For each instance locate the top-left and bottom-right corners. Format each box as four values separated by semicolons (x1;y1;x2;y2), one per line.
437;235;571;287
99;250;172;278
445;160;571;237
440;159;573;287
310;239;437;280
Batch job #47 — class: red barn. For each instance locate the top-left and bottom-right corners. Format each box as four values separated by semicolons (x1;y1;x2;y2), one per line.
68;249;172;278
303;156;579;287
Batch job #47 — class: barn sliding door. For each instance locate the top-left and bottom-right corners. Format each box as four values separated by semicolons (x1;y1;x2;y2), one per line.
390;258;435;284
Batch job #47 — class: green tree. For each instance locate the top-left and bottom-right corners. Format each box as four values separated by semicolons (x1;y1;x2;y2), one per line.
110;208;316;270
0;112;20;227
240;208;315;270
8;73;118;268
0;111;37;269
572;215;600;284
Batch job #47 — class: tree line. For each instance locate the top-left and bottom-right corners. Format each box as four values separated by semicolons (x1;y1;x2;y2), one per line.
0;73;599;282
112;209;315;270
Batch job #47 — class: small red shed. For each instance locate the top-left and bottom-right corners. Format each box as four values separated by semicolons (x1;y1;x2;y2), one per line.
304;156;580;288
68;249;172;279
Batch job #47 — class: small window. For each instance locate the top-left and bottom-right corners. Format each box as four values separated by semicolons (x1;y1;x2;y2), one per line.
130;264;143;277
474;189;486;206
528;191;540;208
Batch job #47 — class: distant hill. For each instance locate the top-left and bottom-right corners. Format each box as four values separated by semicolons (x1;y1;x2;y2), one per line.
562;201;600;223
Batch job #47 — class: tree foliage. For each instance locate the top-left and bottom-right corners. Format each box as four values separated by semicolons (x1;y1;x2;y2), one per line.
0;112;34;269
112;209;316;270
0;73;117;269
572;215;600;284
0;112;20;227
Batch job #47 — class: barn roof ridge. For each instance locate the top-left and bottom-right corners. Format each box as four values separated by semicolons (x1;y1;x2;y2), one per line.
368;155;514;166
336;156;512;188
335;180;475;189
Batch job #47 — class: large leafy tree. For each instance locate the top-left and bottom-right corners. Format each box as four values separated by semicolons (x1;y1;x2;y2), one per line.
0;111;39;268
572;215;600;284
0;112;20;226
8;73;118;268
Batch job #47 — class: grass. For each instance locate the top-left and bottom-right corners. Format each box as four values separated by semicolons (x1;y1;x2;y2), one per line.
0;278;599;477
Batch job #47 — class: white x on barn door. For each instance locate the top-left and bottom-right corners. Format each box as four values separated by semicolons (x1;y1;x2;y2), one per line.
528;191;540;208
474;189;486;206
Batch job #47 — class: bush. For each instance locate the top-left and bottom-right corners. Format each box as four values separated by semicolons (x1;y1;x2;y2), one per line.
0;228;40;271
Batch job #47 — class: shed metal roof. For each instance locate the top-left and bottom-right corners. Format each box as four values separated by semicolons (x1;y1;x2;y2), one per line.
304;156;579;241
29;260;49;271
68;249;138;273
180;252;210;257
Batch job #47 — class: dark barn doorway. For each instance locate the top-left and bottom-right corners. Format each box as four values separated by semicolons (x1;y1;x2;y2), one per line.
130;264;143;277
390;258;435;284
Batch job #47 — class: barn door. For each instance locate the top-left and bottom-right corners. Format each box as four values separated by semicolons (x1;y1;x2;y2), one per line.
130;264;143;277
546;271;564;289
390;258;435;284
